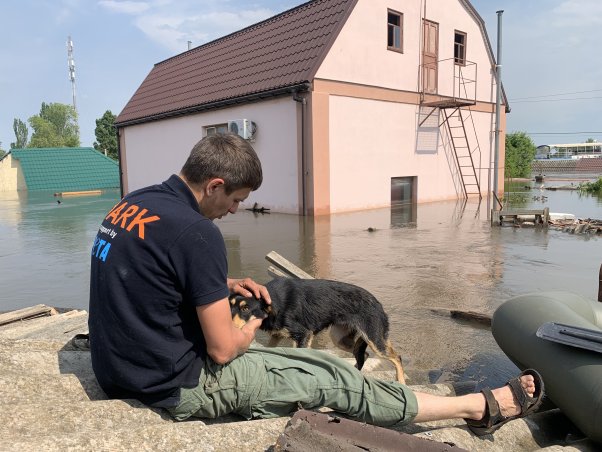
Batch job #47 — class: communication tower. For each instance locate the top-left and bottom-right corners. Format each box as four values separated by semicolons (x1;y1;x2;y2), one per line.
67;36;77;112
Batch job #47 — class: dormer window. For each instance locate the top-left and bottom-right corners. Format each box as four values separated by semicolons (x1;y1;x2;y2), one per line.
454;30;467;65
387;10;403;52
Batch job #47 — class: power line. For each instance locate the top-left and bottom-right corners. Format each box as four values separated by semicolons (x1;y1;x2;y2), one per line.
510;89;602;101
511;96;602;103
525;132;602;135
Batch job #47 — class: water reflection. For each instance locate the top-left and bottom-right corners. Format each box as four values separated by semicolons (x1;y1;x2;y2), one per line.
390;203;417;228
220;199;508;384
0;190;120;311
2;179;602;389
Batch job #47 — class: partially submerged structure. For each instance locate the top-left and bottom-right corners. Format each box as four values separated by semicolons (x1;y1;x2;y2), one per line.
535;143;602;160
116;0;508;215
0;147;119;192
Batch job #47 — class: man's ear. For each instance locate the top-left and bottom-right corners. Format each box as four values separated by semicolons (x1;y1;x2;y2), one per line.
205;178;225;196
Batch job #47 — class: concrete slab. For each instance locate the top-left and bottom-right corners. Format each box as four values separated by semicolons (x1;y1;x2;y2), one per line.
0;373;106;404
410;409;590;452
0;349;93;377
0;417;290;452
0;311;78;338
0;311;86;340
18;314;88;341
0;399;173;439
0;337;75;352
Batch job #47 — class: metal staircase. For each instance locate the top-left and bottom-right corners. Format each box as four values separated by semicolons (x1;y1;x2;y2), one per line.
441;107;482;199
419;58;482;200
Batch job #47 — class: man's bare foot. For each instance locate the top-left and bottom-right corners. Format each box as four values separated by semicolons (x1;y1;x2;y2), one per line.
491;374;535;417
467;374;536;421
463;369;544;436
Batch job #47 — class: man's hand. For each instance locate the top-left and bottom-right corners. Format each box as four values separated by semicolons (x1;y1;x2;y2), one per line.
240;317;263;338
227;277;272;305
197;297;262;364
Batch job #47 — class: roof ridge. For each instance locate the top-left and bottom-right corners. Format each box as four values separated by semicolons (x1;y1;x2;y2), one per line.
117;0;356;125
11;147;95;151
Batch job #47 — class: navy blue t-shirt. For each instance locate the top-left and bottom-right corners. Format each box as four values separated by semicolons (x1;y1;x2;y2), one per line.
88;175;230;407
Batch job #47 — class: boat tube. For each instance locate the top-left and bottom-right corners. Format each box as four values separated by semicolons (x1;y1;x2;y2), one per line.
492;291;602;443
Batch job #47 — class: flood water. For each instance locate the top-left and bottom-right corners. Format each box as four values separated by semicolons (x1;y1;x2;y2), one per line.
1;175;601;389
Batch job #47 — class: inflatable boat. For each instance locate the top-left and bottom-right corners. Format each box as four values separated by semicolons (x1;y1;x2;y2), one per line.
492;291;602;443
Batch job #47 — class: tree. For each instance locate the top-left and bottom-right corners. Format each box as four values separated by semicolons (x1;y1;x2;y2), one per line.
28;102;80;148
505;132;536;179
10;118;29;148
94;110;118;160
586;137;601;153
0;141;5;159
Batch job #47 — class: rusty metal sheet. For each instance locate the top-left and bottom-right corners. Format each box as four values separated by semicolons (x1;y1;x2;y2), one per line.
275;410;468;452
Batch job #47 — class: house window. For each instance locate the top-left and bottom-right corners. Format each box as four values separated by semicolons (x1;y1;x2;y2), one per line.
387;10;403;52
205;123;228;136
454;30;467;65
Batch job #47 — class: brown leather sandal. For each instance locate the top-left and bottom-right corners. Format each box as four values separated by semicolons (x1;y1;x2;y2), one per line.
464;368;545;436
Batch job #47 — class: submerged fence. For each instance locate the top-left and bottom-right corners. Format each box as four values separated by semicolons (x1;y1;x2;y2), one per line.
532;159;602;174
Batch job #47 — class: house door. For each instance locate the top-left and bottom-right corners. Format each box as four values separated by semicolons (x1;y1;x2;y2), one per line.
391;176;417;227
422;20;439;94
391;176;415;204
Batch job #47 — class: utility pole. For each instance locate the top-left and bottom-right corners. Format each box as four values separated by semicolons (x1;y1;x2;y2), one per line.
67;36;77;114
493;11;503;211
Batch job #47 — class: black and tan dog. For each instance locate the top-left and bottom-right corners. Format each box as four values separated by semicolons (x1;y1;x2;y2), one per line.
229;277;405;384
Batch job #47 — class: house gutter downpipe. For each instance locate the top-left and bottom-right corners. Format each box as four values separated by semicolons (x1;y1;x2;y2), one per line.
293;91;307;216
493;10;503;211
116;126;124;198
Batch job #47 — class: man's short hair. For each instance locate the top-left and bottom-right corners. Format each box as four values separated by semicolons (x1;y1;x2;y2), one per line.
181;133;263;194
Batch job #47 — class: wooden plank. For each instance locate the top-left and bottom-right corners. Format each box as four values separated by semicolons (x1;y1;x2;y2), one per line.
499;209;547;216
267;265;290;279
450;310;492;326
54;190;102;197
0;304;57;327
430;307;492;327
265;251;314;279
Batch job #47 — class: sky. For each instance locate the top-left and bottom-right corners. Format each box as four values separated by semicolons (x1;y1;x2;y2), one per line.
1;0;601;151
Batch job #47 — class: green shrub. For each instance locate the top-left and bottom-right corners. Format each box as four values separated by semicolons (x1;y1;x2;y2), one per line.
579;177;602;194
505;132;537;179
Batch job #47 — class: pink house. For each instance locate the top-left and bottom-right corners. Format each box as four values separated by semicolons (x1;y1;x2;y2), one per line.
116;0;507;215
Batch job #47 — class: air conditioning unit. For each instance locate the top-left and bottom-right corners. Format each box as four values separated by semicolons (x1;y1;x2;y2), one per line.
228;119;256;140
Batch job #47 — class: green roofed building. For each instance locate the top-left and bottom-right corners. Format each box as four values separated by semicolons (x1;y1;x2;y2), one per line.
0;147;120;192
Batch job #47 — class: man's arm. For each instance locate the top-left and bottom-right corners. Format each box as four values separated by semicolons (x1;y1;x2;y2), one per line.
196;297;263;364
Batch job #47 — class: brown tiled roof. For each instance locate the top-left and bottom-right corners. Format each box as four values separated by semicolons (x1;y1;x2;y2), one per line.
116;0;357;126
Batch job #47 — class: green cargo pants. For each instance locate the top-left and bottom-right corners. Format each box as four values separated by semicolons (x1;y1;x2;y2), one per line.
167;347;418;427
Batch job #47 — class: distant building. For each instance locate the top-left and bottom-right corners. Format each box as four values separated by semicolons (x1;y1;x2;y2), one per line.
0;147;120;192
116;0;508;215
535;143;602;160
